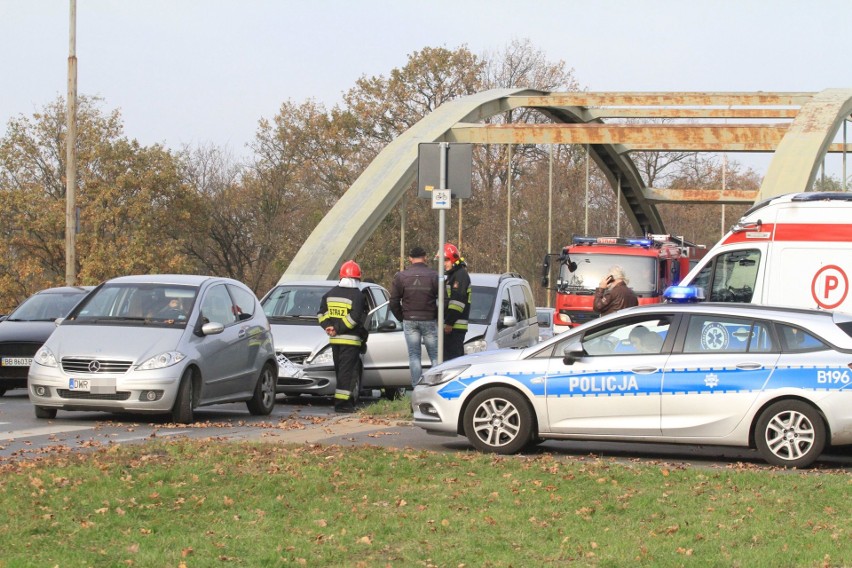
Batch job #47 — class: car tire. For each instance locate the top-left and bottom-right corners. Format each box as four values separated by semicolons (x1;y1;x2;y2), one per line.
350;361;362;406
171;369;195;424
34;405;57;419
382;387;405;401
755;400;826;468
0;387;6;397
463;387;534;455
247;363;276;415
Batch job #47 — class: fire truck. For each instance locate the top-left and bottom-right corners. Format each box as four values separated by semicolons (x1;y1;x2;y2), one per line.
542;235;700;332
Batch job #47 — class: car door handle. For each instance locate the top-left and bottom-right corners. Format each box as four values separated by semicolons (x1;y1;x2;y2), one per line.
630;366;659;374
238;328;247;339
735;362;763;370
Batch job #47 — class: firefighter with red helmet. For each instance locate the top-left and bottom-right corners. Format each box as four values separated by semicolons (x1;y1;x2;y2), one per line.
318;260;369;413
441;243;471;361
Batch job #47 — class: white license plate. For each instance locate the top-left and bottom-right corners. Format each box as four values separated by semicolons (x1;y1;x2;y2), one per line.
276;354;303;378
1;357;33;367
69;378;91;391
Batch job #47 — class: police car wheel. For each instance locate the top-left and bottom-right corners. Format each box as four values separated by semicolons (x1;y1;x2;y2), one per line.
755;400;826;468
463;387;533;455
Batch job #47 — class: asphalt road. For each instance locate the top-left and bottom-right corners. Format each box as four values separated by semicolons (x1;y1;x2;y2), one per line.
2;388;850;471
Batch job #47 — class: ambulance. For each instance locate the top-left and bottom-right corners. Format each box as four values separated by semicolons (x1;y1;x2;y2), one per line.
673;192;852;314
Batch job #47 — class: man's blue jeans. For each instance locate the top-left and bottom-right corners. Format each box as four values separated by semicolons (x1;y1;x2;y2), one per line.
403;319;438;387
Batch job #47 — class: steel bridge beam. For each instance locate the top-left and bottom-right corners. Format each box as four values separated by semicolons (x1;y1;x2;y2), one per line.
283;89;852;281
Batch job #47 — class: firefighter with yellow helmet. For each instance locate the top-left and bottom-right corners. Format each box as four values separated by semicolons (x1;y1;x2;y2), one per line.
317;260;368;412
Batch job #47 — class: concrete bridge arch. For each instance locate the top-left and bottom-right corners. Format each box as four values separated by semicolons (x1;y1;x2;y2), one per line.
282;88;852;281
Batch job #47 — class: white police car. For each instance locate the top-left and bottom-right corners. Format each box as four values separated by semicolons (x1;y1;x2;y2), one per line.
412;302;852;468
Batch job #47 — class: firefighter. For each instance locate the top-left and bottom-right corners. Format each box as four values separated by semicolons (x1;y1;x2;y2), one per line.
318;260;369;413
441;243;471;361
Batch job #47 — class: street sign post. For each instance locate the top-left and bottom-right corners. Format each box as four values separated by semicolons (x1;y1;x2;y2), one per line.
417;142;472;364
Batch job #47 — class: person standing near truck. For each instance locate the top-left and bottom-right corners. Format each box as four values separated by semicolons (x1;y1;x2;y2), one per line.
593;265;638;317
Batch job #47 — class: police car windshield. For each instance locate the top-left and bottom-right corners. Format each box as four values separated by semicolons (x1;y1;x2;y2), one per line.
558;255;656;294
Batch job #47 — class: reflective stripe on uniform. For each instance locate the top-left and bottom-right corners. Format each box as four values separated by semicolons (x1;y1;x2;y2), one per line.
452;318;468;330
334;389;351;400
330;334;363;346
448;300;465;313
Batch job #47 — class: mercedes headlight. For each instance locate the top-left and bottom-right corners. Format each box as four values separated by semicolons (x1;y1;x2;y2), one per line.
419;365;469;387
34;346;58;368
137;351;186;370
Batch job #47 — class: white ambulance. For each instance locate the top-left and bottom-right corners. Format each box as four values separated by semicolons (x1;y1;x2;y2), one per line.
673;192;852;314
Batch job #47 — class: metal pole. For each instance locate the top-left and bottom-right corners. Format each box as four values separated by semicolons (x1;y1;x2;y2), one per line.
65;0;78;285
616;173;621;237
722;154;727;237
506;144;512;271
584;144;589;235
843;119;848;191
437;142;448;364
399;202;406;272
458;200;462;251
547;144;553;308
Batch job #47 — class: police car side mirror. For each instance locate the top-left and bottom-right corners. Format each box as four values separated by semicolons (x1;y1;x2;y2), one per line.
561;340;584;365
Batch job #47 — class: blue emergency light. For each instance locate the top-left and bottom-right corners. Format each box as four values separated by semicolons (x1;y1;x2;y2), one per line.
663;285;706;303
572;236;653;247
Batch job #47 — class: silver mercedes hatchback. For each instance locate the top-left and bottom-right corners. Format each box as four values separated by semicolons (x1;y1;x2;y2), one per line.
28;274;277;423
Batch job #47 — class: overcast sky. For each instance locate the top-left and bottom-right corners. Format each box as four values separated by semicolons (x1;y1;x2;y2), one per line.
1;0;850;176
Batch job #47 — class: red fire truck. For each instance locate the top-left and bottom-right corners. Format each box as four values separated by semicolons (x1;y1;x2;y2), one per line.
542;235;700;332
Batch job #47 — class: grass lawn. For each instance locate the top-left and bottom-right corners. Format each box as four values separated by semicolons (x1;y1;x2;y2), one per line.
0;399;849;566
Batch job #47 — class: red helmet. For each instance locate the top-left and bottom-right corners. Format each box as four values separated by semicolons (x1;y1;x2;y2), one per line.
339;260;361;279
443;243;460;262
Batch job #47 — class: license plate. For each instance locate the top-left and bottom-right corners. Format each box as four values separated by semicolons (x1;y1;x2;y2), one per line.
276;354;303;378
69;378;91;391
1;357;32;367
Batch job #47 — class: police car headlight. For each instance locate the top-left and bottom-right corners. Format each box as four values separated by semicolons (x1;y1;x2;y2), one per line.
464;338;487;354
306;346;334;367
419;365;470;387
34;346;58;368
137;351;186;370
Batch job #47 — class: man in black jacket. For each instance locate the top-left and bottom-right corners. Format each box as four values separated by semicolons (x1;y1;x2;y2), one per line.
318;260;369;413
389;246;439;387
441;243;471;361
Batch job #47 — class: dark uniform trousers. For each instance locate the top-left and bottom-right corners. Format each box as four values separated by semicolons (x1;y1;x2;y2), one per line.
332;343;361;399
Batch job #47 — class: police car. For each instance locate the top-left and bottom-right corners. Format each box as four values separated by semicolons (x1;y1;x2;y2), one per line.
411;302;852;468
